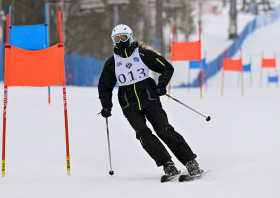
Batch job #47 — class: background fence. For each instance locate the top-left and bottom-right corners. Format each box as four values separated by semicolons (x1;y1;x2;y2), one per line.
0;5;280;87
64;53;105;86
190;5;280;87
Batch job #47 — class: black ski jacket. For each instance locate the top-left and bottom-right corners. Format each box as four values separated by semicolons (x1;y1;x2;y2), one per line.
98;41;174;115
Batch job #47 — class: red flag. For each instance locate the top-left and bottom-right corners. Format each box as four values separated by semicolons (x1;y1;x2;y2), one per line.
223;57;242;71
170;41;200;61
4;44;66;87
262;58;276;68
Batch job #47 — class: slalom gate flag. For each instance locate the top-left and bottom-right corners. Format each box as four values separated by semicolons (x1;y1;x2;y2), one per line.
262;58;276;68
171;41;200;61
223;57;243;71
4;44;66;87
2;11;70;177
268;76;278;83
243;64;251;72
189;58;206;69
221;56;244;96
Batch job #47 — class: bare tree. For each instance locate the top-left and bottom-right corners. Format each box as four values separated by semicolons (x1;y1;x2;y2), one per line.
2;0;196;61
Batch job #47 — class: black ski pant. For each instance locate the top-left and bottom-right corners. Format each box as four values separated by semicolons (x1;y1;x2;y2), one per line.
124;105;197;167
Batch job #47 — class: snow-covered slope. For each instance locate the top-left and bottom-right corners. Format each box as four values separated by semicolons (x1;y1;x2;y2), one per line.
1;6;280;198
208;15;280;89
172;3;273;87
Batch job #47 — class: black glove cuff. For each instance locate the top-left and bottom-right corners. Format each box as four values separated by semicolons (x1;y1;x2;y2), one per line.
101;107;112;118
157;83;167;96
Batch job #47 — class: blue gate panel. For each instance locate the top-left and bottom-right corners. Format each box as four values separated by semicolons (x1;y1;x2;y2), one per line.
243;64;251;72
268;76;278;82
189;58;206;69
9;24;48;50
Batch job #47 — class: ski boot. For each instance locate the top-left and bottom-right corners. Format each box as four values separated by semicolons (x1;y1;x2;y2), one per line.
185;160;204;176
163;160;181;176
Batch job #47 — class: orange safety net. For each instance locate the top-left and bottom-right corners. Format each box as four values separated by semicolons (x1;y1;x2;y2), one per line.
261;58;276;68
223;57;242;71
170;41;200;61
4;44;66;87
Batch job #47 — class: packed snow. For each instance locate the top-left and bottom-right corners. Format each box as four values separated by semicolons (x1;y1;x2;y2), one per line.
1;5;280;198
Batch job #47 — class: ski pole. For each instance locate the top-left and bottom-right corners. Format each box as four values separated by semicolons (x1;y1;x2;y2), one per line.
106;117;114;176
165;94;211;121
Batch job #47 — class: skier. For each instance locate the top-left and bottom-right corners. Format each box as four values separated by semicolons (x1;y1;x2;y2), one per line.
98;24;203;176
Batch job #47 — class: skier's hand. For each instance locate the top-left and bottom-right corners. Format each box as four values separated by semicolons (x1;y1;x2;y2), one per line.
157;83;167;96
101;107;112;118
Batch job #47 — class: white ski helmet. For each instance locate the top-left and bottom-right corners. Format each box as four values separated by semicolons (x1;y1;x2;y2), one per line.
111;24;133;46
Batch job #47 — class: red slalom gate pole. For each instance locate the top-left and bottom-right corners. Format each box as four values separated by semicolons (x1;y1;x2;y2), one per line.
260;51;263;88
2;87;7;177
241;71;244;96
58;11;63;45
58;11;70;175
259;68;263;88
221;49;226;96
275;51;277;88
241;48;244;96
168;80;171;96
199;24;203;99
204;51;208;92
2;14;10;177
221;70;225;97
168;25;175;97
63;85;70;175
6;14;9;44
250;55;253;87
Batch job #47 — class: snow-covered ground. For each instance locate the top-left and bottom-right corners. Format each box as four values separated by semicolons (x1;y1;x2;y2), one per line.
1;76;280;197
1;5;280;198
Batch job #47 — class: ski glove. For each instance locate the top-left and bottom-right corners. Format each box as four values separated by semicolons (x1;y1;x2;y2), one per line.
101;107;112;118
157;83;167;96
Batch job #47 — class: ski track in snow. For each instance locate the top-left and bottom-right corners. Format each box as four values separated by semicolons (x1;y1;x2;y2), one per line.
1;7;280;198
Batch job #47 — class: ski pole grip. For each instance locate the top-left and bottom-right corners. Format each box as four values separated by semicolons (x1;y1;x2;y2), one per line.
206;116;211;121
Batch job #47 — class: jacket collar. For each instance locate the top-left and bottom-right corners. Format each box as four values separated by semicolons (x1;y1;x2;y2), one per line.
113;43;137;58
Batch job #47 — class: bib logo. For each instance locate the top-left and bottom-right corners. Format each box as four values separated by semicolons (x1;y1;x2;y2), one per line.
126;62;132;69
117;61;122;67
133;57;139;62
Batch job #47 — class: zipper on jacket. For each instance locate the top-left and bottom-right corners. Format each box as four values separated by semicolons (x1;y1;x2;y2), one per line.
125;48;128;58
134;84;141;110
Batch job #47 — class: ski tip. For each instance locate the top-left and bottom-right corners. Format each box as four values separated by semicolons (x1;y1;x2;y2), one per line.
161;175;176;183
203;170;211;174
179;170;211;182
178;176;186;182
160;175;168;183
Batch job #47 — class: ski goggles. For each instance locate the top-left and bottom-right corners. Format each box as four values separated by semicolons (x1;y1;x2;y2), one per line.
112;33;132;43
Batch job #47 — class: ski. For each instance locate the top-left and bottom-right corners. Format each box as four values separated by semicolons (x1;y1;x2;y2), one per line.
178;170;210;182
161;171;187;183
161;174;178;183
